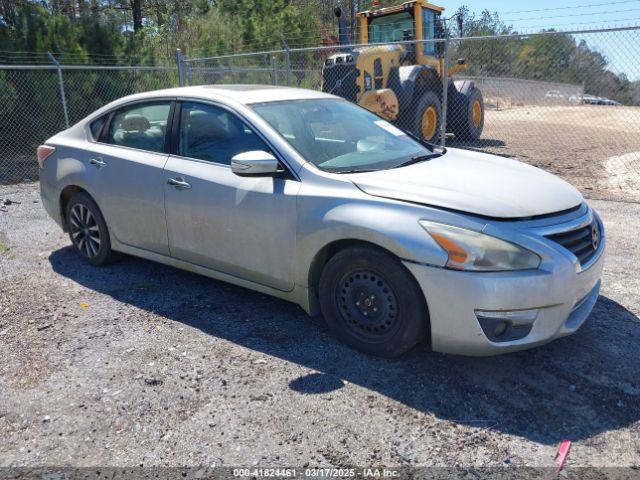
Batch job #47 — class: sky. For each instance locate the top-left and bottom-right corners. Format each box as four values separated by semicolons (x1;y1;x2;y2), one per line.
438;0;640;80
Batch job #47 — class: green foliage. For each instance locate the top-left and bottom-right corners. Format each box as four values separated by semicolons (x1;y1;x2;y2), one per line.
0;0;637;183
0;70;17;117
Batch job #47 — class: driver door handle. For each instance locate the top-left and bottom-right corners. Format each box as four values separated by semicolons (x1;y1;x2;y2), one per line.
167;177;191;190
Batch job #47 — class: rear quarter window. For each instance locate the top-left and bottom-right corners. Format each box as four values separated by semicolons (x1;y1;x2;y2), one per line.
89;116;106;140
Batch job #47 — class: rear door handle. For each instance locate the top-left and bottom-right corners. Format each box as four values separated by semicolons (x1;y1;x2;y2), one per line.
167;177;191;190
90;158;106;167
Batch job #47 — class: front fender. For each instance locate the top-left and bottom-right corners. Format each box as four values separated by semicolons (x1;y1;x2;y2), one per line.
295;196;450;288
452;79;476;96
394;65;441;110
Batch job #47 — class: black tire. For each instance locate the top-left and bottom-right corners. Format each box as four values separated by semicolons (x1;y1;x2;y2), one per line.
450;86;484;141
318;246;429;358
65;191;117;266
412;91;442;144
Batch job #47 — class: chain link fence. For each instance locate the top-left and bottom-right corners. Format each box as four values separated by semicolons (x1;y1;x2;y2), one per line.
1;26;639;203
183;26;640;202
0;64;177;183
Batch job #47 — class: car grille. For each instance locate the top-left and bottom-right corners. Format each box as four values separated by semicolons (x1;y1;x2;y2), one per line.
545;219;601;266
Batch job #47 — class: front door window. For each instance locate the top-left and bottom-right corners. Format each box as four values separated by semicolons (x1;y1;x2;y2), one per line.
177;102;270;164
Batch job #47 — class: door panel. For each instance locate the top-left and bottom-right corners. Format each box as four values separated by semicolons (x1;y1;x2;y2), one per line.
88;100;173;255
164;157;299;291
89;144;169;254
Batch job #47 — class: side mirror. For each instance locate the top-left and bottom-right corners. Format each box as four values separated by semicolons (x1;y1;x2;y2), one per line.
231;151;283;177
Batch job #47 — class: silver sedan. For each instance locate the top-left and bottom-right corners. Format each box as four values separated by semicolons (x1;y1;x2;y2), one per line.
38;85;605;357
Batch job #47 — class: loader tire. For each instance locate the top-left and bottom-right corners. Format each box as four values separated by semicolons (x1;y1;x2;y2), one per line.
450;86;484;141
413;91;442;144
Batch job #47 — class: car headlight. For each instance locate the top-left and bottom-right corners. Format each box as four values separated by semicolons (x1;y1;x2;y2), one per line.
419;221;541;271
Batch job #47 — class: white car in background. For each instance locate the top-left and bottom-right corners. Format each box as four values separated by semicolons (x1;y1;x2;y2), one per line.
545;90;565;100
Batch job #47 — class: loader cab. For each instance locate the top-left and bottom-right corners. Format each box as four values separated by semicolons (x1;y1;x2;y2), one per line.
358;0;445;67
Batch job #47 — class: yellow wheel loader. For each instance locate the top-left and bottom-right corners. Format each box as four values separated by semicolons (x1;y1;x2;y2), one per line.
322;0;484;143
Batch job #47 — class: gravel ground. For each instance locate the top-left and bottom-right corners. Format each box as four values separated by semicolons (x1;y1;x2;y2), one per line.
0;182;639;469
450;105;640;203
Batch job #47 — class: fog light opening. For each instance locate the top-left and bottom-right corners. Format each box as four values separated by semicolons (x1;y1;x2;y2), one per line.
475;309;538;343
493;321;509;338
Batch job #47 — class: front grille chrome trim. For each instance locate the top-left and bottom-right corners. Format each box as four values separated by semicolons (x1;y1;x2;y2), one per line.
576;216;605;273
523;206;604;273
542;214;604;273
528;209;593;237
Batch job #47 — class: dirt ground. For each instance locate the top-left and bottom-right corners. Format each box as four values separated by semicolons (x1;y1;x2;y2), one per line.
0;183;639;471
450;105;640;203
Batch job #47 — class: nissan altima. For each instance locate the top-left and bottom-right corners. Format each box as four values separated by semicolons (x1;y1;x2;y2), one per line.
38;85;605;357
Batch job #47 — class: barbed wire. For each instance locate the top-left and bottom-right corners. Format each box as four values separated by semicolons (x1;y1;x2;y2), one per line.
500;0;640;15
503;7;640;23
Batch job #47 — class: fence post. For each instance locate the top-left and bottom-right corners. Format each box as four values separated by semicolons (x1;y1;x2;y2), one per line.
281;34;292;86
185;60;192;86
48;52;70;129
225;59;237;84
440;37;450;148
176;48;185;86
272;56;279;85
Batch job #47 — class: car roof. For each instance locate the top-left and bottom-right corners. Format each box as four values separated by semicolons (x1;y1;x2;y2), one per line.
115;84;337;106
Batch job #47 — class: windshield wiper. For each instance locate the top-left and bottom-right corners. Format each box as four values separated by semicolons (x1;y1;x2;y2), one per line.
392;151;443;169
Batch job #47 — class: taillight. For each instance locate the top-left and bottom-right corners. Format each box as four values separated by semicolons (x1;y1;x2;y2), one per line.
37;145;56;168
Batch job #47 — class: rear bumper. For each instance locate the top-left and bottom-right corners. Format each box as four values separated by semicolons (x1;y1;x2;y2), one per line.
39;175;64;230
403;236;605;356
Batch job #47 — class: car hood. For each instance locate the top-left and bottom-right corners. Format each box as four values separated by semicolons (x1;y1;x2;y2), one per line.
346;148;583;218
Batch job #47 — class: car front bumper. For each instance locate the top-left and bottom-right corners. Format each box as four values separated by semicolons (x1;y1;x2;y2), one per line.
403;231;605;356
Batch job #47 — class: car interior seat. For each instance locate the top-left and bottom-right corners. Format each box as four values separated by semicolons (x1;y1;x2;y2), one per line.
114;114;164;152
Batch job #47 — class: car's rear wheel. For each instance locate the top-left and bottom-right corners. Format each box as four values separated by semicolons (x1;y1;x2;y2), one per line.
65;192;116;266
318;246;428;357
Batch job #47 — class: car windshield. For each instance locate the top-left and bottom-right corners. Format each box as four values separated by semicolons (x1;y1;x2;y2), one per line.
251;99;436;173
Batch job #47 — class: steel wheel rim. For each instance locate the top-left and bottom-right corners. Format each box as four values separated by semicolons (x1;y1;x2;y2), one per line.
422;106;437;140
69;203;101;259
472;100;482;128
336;269;399;342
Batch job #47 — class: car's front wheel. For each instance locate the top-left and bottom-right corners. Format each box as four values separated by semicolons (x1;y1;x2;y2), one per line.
65;191;116;266
318;246;428;357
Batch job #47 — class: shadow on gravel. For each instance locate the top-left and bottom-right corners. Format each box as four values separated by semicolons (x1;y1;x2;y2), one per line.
50;247;640;445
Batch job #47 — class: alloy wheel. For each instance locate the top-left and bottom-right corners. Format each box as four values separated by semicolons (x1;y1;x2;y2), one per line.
69;203;101;259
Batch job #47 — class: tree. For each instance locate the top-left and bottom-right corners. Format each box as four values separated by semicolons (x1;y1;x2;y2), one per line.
131;0;142;31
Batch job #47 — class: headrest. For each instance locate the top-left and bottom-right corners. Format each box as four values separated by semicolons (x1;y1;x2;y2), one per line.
122;114;150;132
188;110;238;140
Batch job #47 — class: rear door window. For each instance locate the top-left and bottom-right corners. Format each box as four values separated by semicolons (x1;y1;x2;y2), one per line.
105;102;172;153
